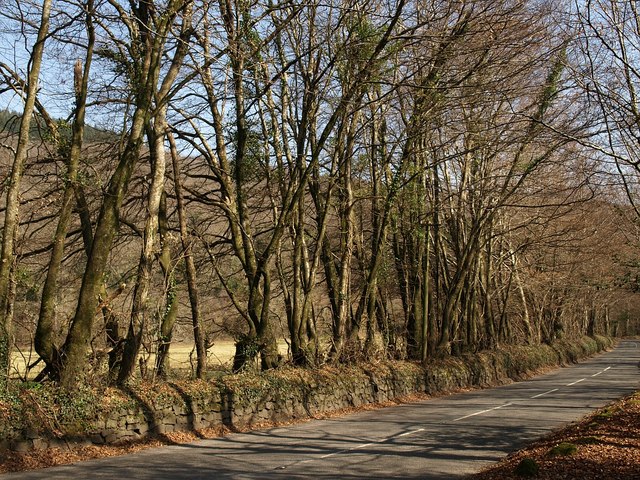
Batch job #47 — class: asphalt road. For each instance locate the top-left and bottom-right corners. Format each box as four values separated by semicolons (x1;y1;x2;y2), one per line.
3;340;639;480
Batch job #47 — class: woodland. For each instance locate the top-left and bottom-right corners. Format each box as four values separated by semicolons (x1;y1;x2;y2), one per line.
0;0;639;391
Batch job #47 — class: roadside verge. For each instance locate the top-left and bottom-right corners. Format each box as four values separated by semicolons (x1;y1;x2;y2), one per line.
469;389;640;480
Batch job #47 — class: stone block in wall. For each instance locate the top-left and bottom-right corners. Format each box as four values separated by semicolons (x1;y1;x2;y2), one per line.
175;416;189;428
100;428;116;438
159;406;173;416
104;418;119;429
191;418;206;430
200;412;221;425
48;437;68;449
127;423;149;435
69;436;94;448
31;438;49;450
23;429;39;440
162;414;177;426
10;439;32;452
231;411;249;425
172;405;187;416
104;432;119;443
151;423;166;435
89;433;105;445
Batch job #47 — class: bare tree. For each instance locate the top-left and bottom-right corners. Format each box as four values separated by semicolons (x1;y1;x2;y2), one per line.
0;0;53;389
34;0;95;382
576;1;640;217
117;0;195;385
60;0;192;388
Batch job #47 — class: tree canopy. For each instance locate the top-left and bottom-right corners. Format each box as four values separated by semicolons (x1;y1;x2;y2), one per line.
0;0;638;389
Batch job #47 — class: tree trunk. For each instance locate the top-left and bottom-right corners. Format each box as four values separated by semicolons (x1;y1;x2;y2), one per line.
60;0;191;388
60;29;154;388
117;114;168;385
0;0;52;388
154;191;179;379
36;3;94;381
421;224;431;362
168;133;206;378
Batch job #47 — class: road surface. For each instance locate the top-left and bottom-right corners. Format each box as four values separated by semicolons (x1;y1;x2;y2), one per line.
3;340;639;479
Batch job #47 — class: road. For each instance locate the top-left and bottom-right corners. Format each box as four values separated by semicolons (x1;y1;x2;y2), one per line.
3;340;639;480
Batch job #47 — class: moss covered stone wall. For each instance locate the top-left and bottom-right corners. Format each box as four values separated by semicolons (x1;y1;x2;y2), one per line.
0;336;613;452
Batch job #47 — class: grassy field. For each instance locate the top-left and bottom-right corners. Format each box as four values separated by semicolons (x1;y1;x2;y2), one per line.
9;340;290;380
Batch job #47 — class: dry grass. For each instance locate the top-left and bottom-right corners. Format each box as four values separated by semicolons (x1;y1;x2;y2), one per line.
9;340;290;380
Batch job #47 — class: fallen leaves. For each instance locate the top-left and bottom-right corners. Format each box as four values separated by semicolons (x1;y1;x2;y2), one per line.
470;391;640;480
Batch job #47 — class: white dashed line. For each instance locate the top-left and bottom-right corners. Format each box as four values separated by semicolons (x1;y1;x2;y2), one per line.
320;450;340;458
592;366;611;376
531;388;558;398
320;442;374;459
277;427;428;470
316;428;426;461
276;361;621;472
567;378;586;386
453;402;512;422
397;428;425;438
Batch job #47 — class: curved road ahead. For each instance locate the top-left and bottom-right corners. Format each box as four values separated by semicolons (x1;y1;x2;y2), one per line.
3;341;639;480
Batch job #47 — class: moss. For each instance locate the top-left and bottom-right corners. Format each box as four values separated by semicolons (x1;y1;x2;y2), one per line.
515;457;540;477
595;409;616;420
0;383;102;437
548;442;577;456
576;436;602;445
593;335;613;350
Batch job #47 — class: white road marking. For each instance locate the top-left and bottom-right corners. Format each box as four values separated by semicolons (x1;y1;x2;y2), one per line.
397;428;425;438
531;388;558;398
353;442;374;450
567;378;586;386
453;402;512;422
592;366;611;376
276;360;621;471
320;451;340;459
290;427;427;466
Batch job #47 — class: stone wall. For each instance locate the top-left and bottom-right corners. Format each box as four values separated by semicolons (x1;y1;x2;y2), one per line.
0;335;613;452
